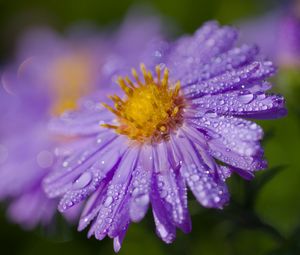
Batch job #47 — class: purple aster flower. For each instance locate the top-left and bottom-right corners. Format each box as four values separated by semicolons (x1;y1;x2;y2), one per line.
238;2;300;67
44;21;286;251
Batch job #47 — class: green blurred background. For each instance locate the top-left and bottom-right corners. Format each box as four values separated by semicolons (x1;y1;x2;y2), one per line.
1;0;299;254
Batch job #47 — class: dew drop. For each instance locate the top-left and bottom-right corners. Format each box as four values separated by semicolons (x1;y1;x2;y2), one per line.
73;172;92;189
256;92;266;100
154;51;162;58
106;217;113;224
238;91;254;104
160;190;168;198
219;99;225;105
82;217;89;223
191;174;200;182
205;111;217;118
104;196;114;207
132;187;140;196
135;194;149;206
214;196;221;203
158;224;168;238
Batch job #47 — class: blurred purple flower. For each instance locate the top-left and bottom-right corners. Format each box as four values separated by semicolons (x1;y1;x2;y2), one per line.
277;12;300;67
0;15;164;229
0;28;101;227
239;3;300;67
0;76;58;228
44;21;286;251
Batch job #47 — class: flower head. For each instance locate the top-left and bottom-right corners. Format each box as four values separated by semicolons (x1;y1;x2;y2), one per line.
102;64;184;143
45;21;286;251
15;27;103;116
239;3;300;67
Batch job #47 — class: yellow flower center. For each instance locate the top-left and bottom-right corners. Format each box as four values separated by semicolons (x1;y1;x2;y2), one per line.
102;64;185;144
50;51;94;115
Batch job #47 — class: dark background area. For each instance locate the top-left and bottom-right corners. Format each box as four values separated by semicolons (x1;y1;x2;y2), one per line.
1;0;299;254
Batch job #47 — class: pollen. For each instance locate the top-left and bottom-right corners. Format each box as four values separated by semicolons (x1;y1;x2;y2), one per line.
102;64;186;144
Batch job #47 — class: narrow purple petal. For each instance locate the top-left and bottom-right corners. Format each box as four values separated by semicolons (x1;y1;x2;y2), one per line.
113;227;128;253
184;60;276;99
168;22;238;83
183;62;260;98
192;89;286;119
48;90;116;136
57;138;126;212
93;149;139;240
150;179;176;243
178;44;259;86
44;131;118;198
188;114;266;172
78;179;110;231
8;188;56;229
129;146;152;222
153;143;191;233
172;135;229;208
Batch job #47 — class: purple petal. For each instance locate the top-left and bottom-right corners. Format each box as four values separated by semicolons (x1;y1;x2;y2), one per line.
7;188;56;229
188;114;266;171
150;178;176;243
129;146;152;222
192;89;286;119
183;61;276;99
49;92;115;136
177;44;259;86
57;138;126;212
44;131;118;198
113;226;128;253
93;149;139;240
172;134;229;208
168;22;238;83
78;179;110;231
153;143;191;233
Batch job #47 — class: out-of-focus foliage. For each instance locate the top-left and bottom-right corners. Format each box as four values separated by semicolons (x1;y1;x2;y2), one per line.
1;0;300;254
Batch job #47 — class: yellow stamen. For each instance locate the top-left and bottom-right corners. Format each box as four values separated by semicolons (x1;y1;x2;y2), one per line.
102;64;186;144
131;68;143;86
125;76;136;89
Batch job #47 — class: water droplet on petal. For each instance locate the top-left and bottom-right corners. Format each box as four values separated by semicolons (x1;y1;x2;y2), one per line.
73;172;92;189
238;91;254;104
160;190;168;198
256;92;266;100
214;196;220;203
191;174;200;181
205;111;217;118
106;217;113;224
158;224;168;238
104;196;114;207
62;161;69;167
135;194;149;206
